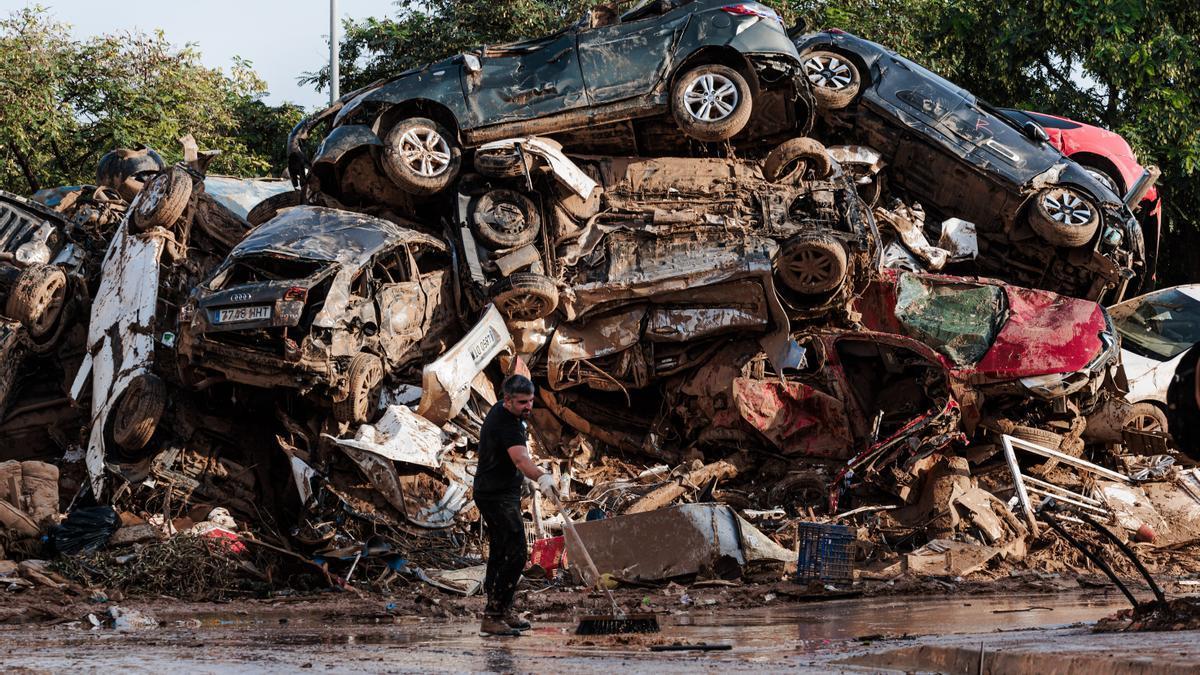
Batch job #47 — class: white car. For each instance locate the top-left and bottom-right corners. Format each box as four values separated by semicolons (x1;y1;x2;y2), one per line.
1108;284;1200;434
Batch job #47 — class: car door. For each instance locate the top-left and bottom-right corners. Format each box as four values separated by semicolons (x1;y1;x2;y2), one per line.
373;244;428;366
577;7;688;104
463;31;588;127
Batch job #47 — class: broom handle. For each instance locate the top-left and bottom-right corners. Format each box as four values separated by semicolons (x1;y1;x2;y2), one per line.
551;492;621;617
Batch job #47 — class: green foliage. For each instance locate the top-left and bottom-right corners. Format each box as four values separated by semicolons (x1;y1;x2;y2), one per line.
0;7;302;194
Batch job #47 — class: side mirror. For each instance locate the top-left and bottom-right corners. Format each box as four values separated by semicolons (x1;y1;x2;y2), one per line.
463;53;482;74
1023;121;1049;143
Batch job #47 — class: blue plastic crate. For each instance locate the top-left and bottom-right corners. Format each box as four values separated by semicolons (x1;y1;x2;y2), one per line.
795;522;853;583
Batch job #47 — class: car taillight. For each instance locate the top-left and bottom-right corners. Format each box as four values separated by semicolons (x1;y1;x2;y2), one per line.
283;286;307;302
827;27;846;34
721;3;782;23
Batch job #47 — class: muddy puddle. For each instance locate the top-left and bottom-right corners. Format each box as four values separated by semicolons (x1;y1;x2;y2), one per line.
0;590;1143;672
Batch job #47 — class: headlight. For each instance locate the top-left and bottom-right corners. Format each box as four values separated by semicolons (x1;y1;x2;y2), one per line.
1019;371;1090;399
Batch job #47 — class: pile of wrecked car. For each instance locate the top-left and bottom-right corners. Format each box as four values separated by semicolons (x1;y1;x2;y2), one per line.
2;1;1197;610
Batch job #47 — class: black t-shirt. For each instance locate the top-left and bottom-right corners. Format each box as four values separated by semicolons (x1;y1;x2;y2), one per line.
473;401;528;499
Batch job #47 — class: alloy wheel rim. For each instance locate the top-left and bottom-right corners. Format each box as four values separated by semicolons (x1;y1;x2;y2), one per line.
503;294;548;321
683;73;739;122
398;127;452;177
804;55;853;90
1042;189;1094;226
785;247;836;286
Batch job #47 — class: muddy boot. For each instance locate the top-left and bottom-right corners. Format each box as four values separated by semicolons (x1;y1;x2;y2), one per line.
479;616;520;637
503;611;531;632
20;461;59;526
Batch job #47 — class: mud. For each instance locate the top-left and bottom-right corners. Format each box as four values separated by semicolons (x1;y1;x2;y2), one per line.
0;590;1160;673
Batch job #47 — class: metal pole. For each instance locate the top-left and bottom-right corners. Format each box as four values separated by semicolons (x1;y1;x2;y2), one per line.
330;0;340;105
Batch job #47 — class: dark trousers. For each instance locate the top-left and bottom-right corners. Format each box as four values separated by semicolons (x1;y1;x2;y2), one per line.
475;496;527;617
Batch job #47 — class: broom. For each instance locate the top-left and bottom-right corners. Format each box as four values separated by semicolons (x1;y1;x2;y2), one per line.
549;491;660;635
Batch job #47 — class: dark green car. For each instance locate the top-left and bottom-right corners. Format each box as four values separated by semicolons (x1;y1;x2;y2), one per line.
289;0;805;200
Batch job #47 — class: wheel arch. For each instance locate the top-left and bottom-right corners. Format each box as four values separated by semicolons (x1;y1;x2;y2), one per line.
375;100;463;143
1070;151;1128;194
670;46;760;98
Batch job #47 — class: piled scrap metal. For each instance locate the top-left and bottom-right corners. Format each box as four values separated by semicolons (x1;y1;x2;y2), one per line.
2;4;1196;604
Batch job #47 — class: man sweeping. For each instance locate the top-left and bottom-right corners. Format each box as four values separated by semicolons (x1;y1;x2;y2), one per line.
474;374;560;637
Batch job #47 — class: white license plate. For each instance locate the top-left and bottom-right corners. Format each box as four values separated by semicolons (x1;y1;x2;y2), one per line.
215;305;272;324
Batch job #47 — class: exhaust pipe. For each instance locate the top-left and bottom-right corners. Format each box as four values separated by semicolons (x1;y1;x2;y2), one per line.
1124;165;1160;211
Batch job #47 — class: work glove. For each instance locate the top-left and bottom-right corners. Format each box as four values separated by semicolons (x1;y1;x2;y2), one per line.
536;473;560;501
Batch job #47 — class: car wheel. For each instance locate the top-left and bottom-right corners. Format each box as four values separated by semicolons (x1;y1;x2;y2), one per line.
802;50;861;110
6;264;68;345
380;117;462;196
1082;166;1122;195
1007;424;1079;475
492;272;559;322
333;353;384;425
769;471;829;516
777;234;849;294
1123;402;1169;434
1028;187;1100;248
474;148;534;178
670;64;753;142
132;167;192;232
469;189;542;249
762;137;833;182
246;190;302;227
112;373;166;451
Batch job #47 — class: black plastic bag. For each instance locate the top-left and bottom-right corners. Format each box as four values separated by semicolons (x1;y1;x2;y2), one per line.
51;506;120;555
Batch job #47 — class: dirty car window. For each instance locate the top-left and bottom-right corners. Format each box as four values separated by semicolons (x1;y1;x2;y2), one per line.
893;273;1006;366
1111;288;1200;361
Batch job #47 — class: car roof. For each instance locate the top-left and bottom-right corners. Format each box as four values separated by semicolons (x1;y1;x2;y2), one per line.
231;205;443;267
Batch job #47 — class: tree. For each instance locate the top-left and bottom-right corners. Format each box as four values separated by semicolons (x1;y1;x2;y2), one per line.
0;7;302;194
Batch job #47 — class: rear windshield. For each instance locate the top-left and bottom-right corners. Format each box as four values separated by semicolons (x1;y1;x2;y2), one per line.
1111;288;1200;361
213;254;329;288
894;273;1006;366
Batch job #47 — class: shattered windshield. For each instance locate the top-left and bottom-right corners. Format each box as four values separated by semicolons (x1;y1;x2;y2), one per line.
893;273;1006;366
1111;288;1200;361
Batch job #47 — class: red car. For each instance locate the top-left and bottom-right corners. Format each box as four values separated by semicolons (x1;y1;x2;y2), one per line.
1000;108;1162;286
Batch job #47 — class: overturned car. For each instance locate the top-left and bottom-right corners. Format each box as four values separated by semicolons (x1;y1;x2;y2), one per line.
177;206;456;423
794;29;1145;303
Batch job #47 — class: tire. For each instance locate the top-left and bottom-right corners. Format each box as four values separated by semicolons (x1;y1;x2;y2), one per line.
246;190;302;227
769;471;830;517
112;373;167;451
763;137;833;183
469;189;542;249
492;272;559;322
802;50;861;110
1123;402;1169;434
1081;165;1122;195
777;234;849;294
1028;187;1100;248
1007;424;1074;475
132;166;191;231
670;64;753;143
380;117;462;196
474;149;533;178
5;264;68;343
333;353;384;424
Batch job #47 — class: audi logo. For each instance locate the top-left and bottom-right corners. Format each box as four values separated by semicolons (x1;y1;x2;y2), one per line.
230;293;252;302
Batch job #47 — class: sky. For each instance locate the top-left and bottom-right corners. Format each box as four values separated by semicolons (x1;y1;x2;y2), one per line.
2;0;401;109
